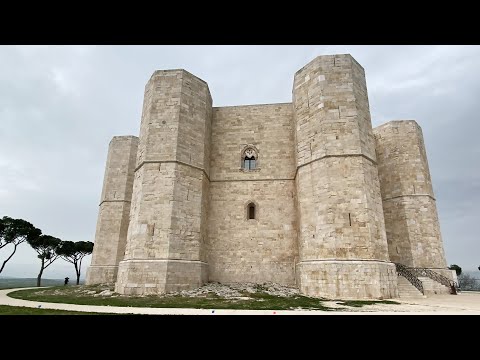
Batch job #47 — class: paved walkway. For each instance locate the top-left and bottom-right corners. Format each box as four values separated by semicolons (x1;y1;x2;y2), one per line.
1;288;480;315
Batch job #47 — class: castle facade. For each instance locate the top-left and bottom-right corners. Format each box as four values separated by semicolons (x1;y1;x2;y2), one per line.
86;54;452;299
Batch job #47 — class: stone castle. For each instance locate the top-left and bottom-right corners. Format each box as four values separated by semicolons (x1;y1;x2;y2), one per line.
86;54;454;299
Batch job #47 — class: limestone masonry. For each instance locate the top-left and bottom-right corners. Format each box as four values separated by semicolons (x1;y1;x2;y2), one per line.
86;54;453;299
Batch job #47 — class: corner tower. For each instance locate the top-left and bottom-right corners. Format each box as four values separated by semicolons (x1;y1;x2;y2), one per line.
374;121;449;276
86;136;139;285
115;70;212;295
293;54;398;299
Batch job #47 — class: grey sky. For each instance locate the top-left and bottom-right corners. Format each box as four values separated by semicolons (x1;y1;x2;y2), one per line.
1;45;479;280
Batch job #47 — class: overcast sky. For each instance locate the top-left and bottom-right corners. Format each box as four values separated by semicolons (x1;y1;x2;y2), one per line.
1;45;479;280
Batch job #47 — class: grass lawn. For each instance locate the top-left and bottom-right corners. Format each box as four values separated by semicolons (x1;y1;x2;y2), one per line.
0;304;110;315
8;285;399;311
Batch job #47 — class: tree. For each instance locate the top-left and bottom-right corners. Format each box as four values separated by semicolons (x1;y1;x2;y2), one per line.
448;264;462;276
57;241;94;285
0;216;42;274
28;235;62;287
458;273;479;291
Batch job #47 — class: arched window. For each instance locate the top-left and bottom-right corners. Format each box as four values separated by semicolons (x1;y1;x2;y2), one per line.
247;203;256;219
244;155;256;170
242;147;257;170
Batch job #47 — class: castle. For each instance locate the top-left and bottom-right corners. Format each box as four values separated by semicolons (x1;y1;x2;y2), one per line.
86;54;454;299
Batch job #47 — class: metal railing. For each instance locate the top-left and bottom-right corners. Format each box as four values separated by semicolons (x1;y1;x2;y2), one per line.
410;267;457;295
394;263;458;295
395;263;424;295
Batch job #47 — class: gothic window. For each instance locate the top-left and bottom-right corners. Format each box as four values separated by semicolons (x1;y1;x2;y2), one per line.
242;147;258;170
247;203;256;220
244;156;256;170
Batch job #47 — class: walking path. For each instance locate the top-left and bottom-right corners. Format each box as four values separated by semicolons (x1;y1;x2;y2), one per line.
1;288;480;315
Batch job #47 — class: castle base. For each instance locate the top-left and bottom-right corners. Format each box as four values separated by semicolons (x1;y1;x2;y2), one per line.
115;259;208;295
296;260;399;300
85;265;119;285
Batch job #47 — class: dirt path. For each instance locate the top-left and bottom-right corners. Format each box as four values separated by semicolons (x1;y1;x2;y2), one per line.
1;288;479;314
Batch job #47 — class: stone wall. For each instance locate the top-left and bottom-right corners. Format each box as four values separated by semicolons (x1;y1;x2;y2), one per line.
293;54;397;299
207;104;298;285
86;136;138;285
116;70;212;295
374;121;448;271
85;53;452;300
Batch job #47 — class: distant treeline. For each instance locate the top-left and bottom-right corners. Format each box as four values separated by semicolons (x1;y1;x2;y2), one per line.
0;277;78;289
0;216;93;286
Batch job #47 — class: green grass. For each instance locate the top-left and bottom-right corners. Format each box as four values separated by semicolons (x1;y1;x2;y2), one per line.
9;286;333;310
336;300;400;308
0;305;110;315
7;285;400;311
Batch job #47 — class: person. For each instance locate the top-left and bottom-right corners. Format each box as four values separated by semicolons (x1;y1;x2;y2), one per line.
64;277;69;286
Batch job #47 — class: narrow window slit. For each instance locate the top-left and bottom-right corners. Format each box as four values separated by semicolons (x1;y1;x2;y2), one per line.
248;203;256;220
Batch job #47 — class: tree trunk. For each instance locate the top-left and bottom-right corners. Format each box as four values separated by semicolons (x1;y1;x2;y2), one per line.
0;244;18;274
75;261;80;285
37;258;44;287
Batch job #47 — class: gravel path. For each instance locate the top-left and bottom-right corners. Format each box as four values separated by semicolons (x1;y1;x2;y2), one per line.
1;287;480;315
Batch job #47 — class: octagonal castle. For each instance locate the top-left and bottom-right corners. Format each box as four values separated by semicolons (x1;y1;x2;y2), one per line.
86;54;452;299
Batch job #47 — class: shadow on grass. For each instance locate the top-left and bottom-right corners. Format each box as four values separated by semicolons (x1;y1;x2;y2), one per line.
335;300;400;308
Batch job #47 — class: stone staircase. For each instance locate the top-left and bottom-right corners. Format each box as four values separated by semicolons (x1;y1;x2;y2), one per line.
418;277;451;295
397;276;425;299
394;263;457;299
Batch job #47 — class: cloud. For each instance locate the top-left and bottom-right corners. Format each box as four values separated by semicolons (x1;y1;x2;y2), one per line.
1;45;478;279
